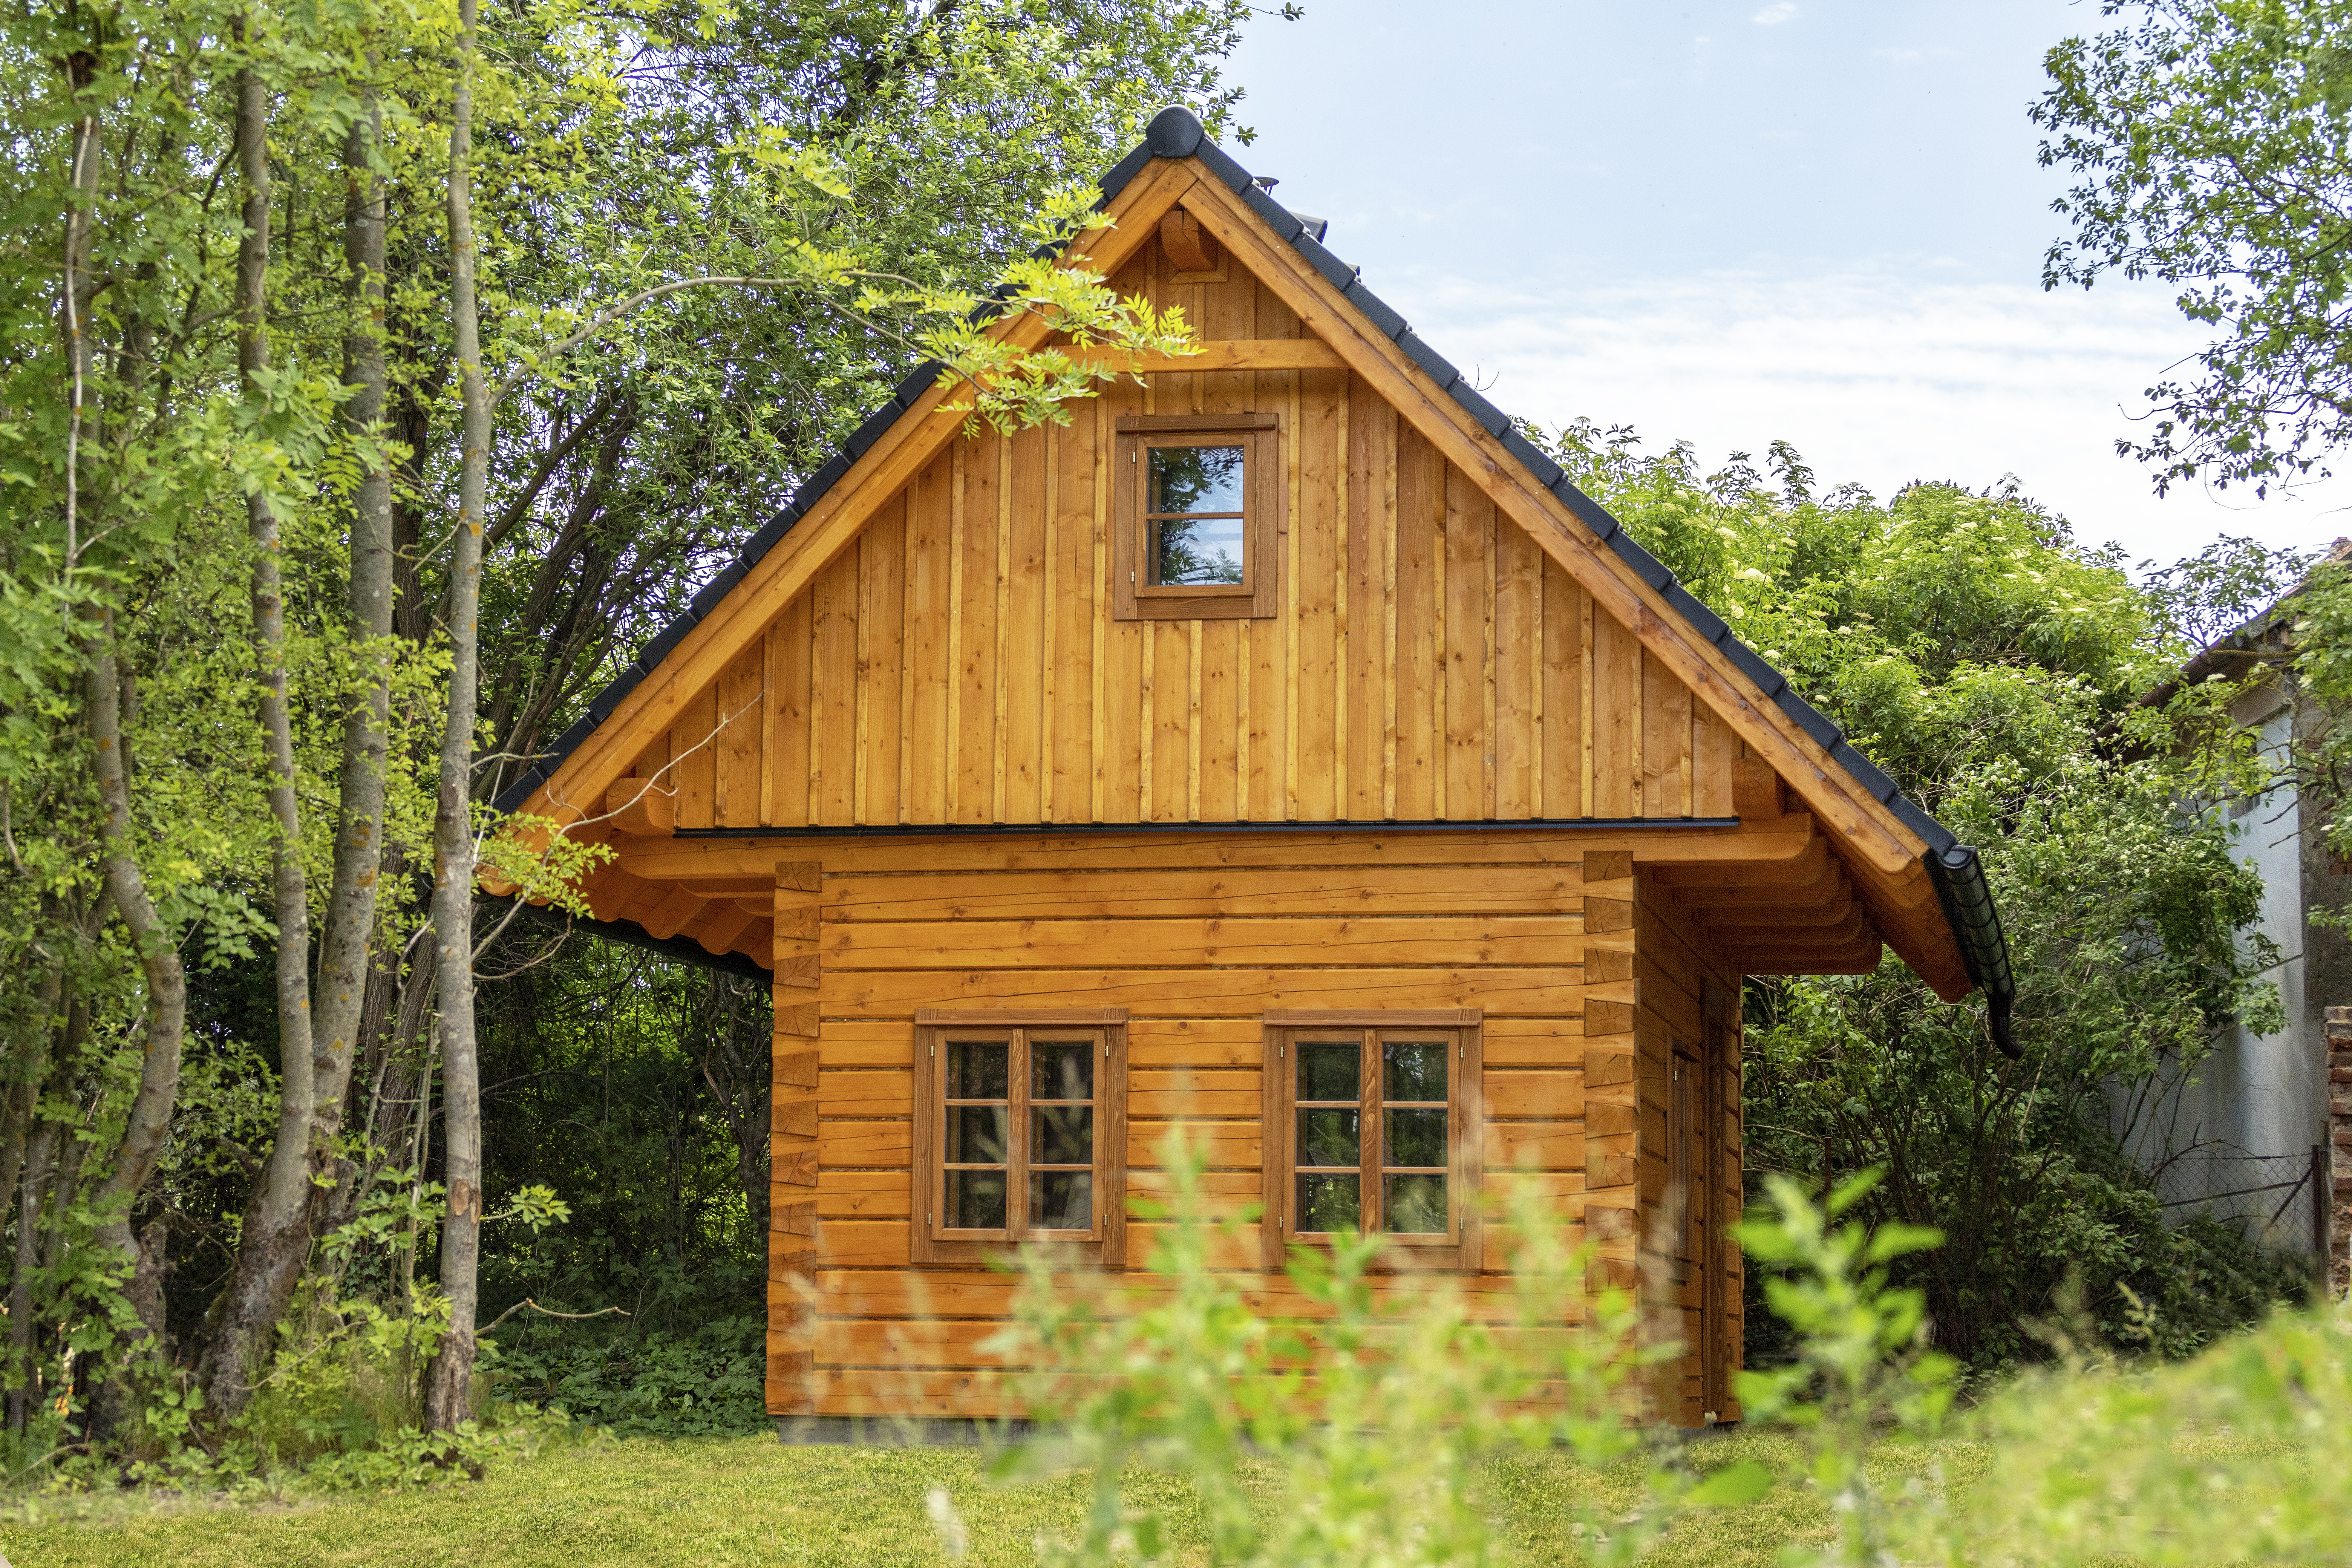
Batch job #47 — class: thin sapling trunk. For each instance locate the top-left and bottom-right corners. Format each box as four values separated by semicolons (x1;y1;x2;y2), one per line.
422;0;491;1432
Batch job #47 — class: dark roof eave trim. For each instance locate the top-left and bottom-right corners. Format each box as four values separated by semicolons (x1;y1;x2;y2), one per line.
481;892;772;981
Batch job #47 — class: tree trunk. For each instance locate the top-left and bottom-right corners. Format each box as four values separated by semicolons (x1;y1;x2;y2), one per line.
6;1118;57;1436
196;53;321;1423
300;74;397;1242
422;0;491;1433
83;618;187;1274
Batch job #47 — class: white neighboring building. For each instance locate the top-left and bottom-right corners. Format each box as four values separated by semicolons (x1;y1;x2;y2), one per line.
2124;617;2340;1260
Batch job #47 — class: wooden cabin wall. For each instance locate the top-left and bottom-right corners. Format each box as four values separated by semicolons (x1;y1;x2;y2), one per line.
634;231;1740;830
1634;873;1744;1427
762;831;1628;1419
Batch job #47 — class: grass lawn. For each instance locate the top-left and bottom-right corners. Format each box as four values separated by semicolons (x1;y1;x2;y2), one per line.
0;1430;1909;1568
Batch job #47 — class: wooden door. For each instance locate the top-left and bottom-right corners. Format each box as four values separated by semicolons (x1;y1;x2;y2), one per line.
1700;980;1736;1420
1669;1038;1709;1422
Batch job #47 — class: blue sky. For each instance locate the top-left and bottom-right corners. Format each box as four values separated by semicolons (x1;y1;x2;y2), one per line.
1220;0;2352;567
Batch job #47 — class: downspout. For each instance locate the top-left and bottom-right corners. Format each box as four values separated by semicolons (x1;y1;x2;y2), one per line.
1925;845;2020;1059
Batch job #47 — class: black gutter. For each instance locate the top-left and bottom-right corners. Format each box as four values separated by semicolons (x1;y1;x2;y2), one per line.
673;816;1741;841
1925;846;2019;1058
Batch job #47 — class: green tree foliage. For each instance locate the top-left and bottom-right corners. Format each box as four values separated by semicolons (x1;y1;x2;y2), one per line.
1542;421;2312;1369
2036;0;2352;494
0;0;1260;1475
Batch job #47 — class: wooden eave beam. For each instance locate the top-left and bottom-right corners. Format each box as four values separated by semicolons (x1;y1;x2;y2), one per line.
1650;837;1831;891
1692;891;1857;929
1736;946;1883;977
603;822;1818;884
1063;340;1346;372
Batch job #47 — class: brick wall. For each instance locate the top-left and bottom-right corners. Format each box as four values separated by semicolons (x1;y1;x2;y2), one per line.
2331;1007;2352;1295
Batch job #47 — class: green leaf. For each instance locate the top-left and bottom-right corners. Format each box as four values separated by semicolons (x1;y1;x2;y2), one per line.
1684;1459;1774;1508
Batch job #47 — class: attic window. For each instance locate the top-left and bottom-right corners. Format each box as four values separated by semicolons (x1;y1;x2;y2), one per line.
1113;414;1282;620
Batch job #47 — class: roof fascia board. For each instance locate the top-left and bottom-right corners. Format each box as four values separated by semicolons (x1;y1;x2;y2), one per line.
510;157;1201;829
1173;173;1925;883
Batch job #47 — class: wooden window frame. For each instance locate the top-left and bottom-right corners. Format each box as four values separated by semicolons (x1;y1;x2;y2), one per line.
911;1008;1130;1268
1260;1009;1482;1272
1112;413;1282;622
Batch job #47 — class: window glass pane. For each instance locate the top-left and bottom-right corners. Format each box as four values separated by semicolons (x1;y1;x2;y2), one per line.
1383;1041;1447;1102
1030;1170;1093;1230
1032;1104;1094;1166
943;1104;1008;1165
1031;1041;1095;1101
1296;1042;1360;1103
944;1169;1007;1230
1297;1108;1361;1169
1384;1108;1448;1170
1148;444;1244;514
1296;1172;1362;1234
946;1040;1009;1099
1151;516;1246;586
1383;1174;1447;1234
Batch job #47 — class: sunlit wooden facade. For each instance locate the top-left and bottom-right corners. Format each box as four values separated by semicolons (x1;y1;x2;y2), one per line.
500;110;2003;1430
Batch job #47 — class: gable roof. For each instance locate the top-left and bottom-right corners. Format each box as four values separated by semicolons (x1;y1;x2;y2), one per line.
491;107;2016;1053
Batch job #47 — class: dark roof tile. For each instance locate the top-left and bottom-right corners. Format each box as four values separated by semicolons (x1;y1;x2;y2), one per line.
1241;184;1305;241
1502;429;1564;492
1552;478;1619;540
1831;741;1899;803
1344;280;1407;340
1723;637;1787;698
1666;582;1729;646
1396;331;1459;389
1448;380;1510;437
1890;794;1958;855
1290;232;1357;292
1145;105;1204;157
792;452;850;512
894;359;945;407
845;401;901;459
588;662;647;721
1775;688;1844;751
1098;142;1154;202
1606;526;1674;590
1194;136;1254;195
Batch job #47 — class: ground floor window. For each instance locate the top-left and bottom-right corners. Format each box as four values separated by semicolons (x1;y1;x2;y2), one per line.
1260;1010;1482;1270
911;1008;1129;1266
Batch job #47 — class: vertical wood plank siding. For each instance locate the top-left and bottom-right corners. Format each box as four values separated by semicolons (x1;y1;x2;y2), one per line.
648;238;1735;829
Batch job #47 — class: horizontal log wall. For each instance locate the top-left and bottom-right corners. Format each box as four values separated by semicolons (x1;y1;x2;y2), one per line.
1634;873;1743;1427
768;833;1631;1419
639;230;1740;831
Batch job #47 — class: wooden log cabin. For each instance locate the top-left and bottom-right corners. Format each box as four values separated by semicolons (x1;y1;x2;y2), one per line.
492;108;2017;1432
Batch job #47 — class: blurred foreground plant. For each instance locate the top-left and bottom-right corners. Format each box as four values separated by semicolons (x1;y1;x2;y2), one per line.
1732;1172;1956;1566
963;1132;1766;1568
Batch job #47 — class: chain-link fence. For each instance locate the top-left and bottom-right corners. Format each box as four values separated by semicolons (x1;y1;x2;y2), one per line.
2148;1144;2329;1257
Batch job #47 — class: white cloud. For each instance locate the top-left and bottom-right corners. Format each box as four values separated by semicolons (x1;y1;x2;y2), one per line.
1388;262;2352;563
1752;2;1798;24
1875;46;1925;63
